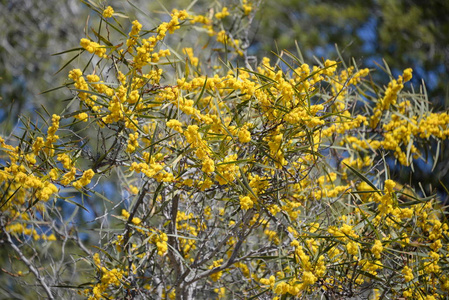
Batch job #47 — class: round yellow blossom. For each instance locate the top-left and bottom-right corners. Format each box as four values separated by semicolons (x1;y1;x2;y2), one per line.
240;195;254;210
402;266;414;282
166;119;184;133
215;7;230;19
346;241;359;256
302;271;317;286
371;240;383;259
75;112;88;122
129;185;139;195
80;38;107;58
243;0;252;15
102;6;114;18
403;68;413;82
72;169;95;189
202;157;215;173
238;127;251;143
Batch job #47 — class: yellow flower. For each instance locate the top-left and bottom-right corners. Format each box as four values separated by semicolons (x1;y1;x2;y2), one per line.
238;127;251;143
403;68;413;82
129;20;142;37
73;169;95;189
209;259;224;281
102;6;114;18
75;112;88;122
166;119;183;133
371;240;383;259
182;48;199;67
80;38;107;58
384;179;396;193
129;185;139;195
126;132;139;153
243;0;252;15
302;271;317;286
202;157;215;173
402;266;414;282
215;7;230;19
240;195;254;210
346;241;359;256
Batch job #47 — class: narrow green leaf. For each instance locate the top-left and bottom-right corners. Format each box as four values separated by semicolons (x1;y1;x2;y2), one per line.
52;47;84;56
63;198;90;212
343;162;382;195
54;52;81;75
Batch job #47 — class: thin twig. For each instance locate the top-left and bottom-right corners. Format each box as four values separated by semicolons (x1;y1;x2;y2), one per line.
3;228;55;300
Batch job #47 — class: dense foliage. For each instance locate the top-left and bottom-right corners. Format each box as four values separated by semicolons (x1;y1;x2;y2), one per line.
1;1;449;299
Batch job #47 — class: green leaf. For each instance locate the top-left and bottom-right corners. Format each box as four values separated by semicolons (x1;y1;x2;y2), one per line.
112;12;129;19
39;84;68;95
63;198;90;212
52;47;84;56
54;52;82;75
343;162;382;195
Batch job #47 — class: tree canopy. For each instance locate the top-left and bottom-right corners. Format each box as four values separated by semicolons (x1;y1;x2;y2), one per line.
1;1;449;299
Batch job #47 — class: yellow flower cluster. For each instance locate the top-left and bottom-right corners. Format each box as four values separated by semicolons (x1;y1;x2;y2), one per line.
371;240;383;259
68;69;96;106
402;266;414;282
238;125;252;143
61;167;76;185
361;259;383;277
72;169;95;189
322;112;368;137
150;230;168;256
166;119;183;133
370;68;412;128
126;132;139;153
6;223;56;241
182;124;217;175
215;7;229;19
190;14;213;35
126;20;142;49
216;30;242;55
176;211;201;255
240;195;254;210
80;38;107;58
121;209;141;226
249;174;269;196
156;9;188;40
42;114;60;156
202;157;215;173
129;160;174;182
215;154;240;184
265;131;287;168
260;275;276;288
0;137;60;225
242;0;253;15
87;253;125;300
265;241;326;296
74;112;88;122
209;259;224;281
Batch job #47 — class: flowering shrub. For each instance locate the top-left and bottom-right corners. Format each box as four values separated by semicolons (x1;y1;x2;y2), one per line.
1;1;449;299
